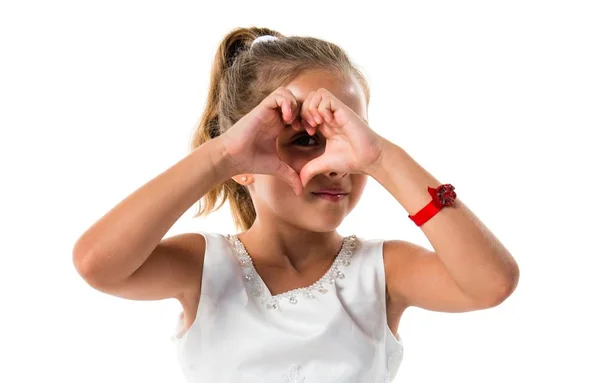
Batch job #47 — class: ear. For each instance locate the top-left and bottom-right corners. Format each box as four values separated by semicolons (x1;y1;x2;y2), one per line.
232;175;253;185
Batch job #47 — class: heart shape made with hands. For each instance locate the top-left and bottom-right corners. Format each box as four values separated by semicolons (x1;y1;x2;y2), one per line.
290;88;385;188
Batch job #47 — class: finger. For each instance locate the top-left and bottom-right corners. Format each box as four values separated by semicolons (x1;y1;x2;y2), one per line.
318;98;334;123
291;118;302;132
301;118;316;136
278;88;300;122
306;91;321;126
301;91;317;127
309;92;324;125
265;88;288;111
289;93;301;122
269;88;295;124
275;161;303;196
279;98;287;121
284;99;294;123
299;157;328;189
265;94;290;130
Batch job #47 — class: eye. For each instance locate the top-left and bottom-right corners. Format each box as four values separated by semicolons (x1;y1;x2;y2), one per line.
292;133;319;147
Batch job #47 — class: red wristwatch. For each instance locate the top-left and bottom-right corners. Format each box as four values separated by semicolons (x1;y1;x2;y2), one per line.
409;184;457;226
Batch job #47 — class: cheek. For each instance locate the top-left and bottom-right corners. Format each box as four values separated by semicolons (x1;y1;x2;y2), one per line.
255;176;297;200
351;176;368;196
357;177;368;189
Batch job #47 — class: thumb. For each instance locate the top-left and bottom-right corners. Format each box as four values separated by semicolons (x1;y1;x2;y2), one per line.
299;156;329;189
274;161;303;196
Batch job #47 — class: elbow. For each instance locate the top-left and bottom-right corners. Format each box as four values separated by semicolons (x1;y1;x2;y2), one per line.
487;264;520;307
502;260;520;296
73;238;92;277
72;234;105;284
72;244;110;288
72;249;97;284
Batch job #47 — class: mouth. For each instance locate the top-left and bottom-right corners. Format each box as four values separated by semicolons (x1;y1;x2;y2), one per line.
311;192;348;202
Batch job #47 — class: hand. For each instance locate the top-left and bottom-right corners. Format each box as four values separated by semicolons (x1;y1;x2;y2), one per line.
218;87;305;195
297;88;385;187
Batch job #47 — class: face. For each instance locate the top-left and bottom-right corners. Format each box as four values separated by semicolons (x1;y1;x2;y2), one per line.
246;70;369;232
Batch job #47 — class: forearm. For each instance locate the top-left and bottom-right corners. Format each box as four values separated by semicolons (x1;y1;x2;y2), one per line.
72;137;235;283
368;137;519;301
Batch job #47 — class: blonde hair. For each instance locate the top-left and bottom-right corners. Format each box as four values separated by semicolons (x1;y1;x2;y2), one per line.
190;26;370;231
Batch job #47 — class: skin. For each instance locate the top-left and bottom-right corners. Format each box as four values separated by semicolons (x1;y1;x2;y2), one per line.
176;68;516;338
77;67;517;345
233;70;370;282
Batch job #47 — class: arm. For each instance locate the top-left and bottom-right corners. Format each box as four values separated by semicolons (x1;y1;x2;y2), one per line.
72;137;235;301
369;138;520;311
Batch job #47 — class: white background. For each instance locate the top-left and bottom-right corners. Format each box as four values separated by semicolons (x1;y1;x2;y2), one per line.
1;0;599;382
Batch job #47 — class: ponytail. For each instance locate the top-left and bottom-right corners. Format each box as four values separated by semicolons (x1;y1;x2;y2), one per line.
190;27;281;231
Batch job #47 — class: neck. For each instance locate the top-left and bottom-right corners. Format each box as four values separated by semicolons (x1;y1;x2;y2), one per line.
237;218;344;271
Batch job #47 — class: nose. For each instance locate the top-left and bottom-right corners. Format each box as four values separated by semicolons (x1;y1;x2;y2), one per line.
325;170;347;179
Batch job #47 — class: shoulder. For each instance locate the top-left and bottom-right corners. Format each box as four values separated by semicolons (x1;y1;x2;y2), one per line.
156;231;212;301
174;230;235;262
164;231;208;265
381;239;436;306
382;239;435;266
172;230;228;257
351;237;421;265
362;238;428;269
180;231;239;274
382;239;438;272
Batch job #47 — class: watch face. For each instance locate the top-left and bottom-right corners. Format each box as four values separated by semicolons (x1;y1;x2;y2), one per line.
437;184;456;206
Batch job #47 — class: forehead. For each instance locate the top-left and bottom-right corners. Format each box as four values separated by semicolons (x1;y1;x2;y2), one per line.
284;70;368;120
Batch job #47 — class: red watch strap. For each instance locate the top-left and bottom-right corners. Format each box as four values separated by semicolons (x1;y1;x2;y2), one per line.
409;184;456;226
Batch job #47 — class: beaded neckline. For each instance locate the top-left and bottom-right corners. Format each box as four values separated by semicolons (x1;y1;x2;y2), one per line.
225;234;358;309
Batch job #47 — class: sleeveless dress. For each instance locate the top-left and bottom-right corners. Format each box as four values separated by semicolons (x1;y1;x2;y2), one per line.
170;231;404;382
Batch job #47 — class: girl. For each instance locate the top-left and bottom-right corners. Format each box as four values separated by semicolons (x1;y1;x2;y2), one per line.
73;27;519;382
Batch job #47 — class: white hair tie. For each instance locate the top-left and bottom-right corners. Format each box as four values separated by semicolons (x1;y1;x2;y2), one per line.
250;35;279;47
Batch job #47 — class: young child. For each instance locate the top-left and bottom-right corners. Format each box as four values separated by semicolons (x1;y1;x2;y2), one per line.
73;26;520;382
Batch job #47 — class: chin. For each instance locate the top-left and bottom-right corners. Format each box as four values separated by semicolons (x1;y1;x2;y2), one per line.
298;214;345;233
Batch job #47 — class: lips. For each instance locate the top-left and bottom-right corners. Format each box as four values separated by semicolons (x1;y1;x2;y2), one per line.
311;188;348;195
311;192;347;202
311;188;348;202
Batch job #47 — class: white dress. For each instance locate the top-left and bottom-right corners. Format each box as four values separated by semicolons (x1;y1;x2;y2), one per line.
171;231;404;382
